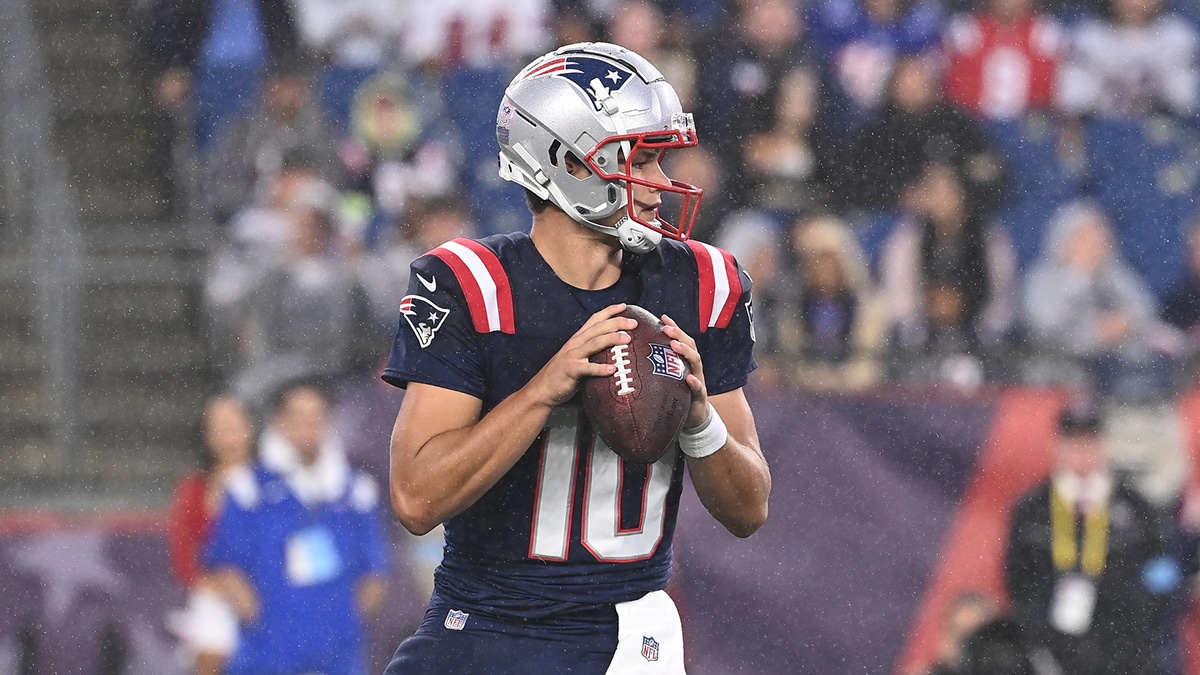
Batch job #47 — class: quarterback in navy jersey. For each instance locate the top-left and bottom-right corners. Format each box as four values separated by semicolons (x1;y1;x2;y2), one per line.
382;42;771;674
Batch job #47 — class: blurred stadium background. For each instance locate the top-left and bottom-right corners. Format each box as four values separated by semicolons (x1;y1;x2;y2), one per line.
5;0;1200;672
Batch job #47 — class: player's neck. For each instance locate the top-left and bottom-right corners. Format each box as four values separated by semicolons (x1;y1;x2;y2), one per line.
530;209;624;290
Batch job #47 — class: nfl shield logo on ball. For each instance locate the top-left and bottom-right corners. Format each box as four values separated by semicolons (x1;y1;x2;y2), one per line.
647;343;685;380
444;609;469;631
641;636;660;662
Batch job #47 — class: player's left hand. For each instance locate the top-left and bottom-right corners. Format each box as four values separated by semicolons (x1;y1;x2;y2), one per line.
661;314;709;428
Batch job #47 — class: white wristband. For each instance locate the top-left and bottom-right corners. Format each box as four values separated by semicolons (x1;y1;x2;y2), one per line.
678;403;728;459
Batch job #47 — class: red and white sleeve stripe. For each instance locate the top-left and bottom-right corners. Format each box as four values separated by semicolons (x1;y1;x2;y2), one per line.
430;238;516;334
686;240;743;331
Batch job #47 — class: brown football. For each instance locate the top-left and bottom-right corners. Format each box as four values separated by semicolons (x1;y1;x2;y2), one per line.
582;305;692;464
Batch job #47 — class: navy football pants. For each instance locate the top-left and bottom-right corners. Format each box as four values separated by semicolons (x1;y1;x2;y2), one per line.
383;593;619;674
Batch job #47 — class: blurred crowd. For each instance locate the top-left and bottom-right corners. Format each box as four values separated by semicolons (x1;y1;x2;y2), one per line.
130;1;1200;672
136;0;1200;405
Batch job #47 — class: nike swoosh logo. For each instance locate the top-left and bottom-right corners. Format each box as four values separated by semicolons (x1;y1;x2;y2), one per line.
416;273;437;293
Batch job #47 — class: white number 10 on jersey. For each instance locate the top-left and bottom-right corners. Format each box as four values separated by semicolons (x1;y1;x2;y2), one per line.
530;407;675;562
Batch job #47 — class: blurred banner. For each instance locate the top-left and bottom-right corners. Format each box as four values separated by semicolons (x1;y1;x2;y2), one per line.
0;387;1149;675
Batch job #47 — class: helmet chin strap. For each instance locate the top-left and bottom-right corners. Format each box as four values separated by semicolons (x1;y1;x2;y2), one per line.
614;215;661;254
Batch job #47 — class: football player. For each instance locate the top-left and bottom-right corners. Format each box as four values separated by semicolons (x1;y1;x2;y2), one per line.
381;42;771;674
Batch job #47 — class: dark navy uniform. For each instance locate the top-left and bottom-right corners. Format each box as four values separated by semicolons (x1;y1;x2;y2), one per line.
381;232;754;673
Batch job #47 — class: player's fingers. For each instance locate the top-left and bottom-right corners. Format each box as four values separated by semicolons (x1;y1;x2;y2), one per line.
581;303;629;330
671;339;705;381
576;329;632;359
580;361;619;378
571;316;637;347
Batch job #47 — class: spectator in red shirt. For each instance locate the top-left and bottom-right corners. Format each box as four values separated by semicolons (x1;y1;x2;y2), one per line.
943;0;1063;120
167;393;256;675
170;394;257;586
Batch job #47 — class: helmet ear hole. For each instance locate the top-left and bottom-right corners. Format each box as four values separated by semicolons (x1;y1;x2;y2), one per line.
548;140;561;166
607;185;619;203
562;152;592;180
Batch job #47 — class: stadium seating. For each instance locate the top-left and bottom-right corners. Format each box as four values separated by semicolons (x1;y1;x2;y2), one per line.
853;208;904;274
984;114;1084;269
439;67;530;234
1085;116;1200;298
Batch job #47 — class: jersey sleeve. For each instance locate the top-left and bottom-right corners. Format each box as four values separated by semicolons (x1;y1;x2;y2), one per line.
693;252;757;396
380;253;488;399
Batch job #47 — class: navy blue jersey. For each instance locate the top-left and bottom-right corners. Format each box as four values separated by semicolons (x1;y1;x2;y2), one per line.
382;232;755;624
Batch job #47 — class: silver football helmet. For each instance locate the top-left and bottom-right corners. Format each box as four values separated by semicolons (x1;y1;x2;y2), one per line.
496;42;703;253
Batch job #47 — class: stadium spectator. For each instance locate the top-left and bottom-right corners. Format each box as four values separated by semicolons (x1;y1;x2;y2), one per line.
695;0;810;162
337;70;459;250
1004;403;1177;675
289;0;405;132
1056;0;1200;120
355;196;478;329
138;0;301;154
204;381;389;675
235;152;336;259
169;395;257;590
879;160;1016;367
730;64;841;215
167;394;256;675
204;61;340;225
713;211;787;388
943;0;1064;120
1023;200;1174;400
770;212;886;392
605;0;698;110
203;153;334;382
228;184;380;408
806;0;944;129
398;0;550;71
1161;215;1200;348
847;53;1006;215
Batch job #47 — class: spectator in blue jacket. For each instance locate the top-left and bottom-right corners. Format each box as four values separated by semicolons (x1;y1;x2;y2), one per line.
204;381;388;675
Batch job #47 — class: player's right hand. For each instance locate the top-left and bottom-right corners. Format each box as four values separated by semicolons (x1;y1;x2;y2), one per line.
527;303;637;407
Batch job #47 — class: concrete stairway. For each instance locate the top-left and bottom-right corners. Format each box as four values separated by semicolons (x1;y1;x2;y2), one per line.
36;0;172;223
0;0;209;506
0;223;213;506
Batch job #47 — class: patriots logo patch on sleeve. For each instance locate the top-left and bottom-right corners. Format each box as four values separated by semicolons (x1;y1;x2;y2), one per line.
400;295;450;348
523;55;634;111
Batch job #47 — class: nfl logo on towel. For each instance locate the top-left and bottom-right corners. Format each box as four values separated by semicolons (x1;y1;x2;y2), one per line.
641;636;660;662
444;609;469;631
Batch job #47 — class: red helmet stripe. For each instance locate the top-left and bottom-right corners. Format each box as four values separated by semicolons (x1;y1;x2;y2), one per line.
524;57;568;79
430;239;516;334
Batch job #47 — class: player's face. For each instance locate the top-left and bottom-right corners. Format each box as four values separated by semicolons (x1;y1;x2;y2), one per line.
611;147;670;227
